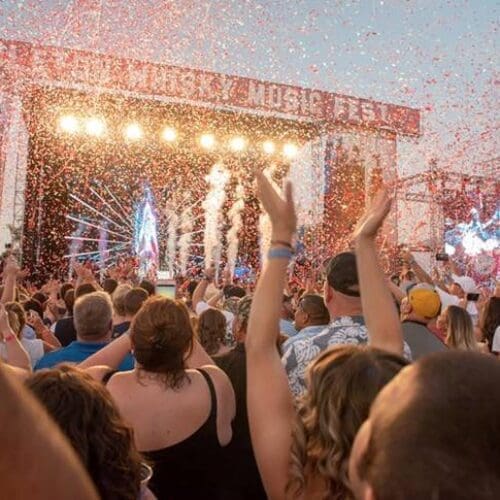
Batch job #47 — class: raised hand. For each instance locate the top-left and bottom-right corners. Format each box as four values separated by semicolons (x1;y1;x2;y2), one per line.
2;256;20;278
255;169;297;242
204;266;216;282
354;189;392;240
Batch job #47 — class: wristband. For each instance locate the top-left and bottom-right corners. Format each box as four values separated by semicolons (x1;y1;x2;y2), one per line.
270;240;293;250
268;247;293;260
3;332;15;342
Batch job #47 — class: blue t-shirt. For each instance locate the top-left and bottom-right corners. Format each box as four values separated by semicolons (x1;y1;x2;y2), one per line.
35;341;134;371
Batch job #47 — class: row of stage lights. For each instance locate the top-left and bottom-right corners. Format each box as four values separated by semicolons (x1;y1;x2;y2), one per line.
58;115;299;158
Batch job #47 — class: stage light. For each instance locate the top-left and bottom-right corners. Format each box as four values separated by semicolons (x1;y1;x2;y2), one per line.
200;133;216;149
59;115;79;134
84;117;106;137
229;136;247;152
162;127;177;142
262;140;275;154
124;123;143;140
283;142;298;158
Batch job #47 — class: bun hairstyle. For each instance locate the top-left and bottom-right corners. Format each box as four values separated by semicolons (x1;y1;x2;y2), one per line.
131;296;194;389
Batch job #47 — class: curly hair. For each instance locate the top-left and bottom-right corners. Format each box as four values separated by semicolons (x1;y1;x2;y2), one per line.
287;345;408;500
26;365;143;500
131;296;194;390
197;308;227;355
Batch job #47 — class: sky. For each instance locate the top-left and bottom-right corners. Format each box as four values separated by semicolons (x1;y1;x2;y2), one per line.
0;0;498;176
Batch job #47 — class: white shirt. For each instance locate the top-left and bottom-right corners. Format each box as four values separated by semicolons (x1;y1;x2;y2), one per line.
436;287;478;323
492;326;500;354
0;337;44;368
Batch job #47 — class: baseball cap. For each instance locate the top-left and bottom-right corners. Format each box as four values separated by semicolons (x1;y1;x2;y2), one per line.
451;275;478;294
325;252;360;297
408;287;441;319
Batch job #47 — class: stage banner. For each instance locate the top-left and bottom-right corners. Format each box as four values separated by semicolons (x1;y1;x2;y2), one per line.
0;39;420;137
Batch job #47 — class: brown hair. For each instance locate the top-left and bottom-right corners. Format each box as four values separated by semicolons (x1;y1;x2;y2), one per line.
480;297;500;352
124;287;149;316
288;345;408;500
102;278;118;295
358;351;500;499
64;289;75;315
445;305;478;350
26;365;143;500
197;308;227;355
75;283;98;299
131;296;194;389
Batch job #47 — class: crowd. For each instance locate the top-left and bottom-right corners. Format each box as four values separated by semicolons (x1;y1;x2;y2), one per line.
1;170;499;500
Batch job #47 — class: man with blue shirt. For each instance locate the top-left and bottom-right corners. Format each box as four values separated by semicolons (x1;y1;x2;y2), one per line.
35;291;134;371
282;252;412;397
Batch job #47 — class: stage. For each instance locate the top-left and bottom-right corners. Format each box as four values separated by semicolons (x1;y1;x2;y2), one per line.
0;39;422;281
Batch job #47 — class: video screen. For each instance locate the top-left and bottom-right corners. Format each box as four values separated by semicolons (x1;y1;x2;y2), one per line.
444;206;499;257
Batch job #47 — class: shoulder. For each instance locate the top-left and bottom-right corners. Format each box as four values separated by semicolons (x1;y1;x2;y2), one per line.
324;317;368;343
198;364;232;388
35;348;65;369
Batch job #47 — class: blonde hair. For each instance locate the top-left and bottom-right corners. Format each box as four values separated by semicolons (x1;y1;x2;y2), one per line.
5;302;26;337
287;346;407;500
445;305;477;351
112;284;132;317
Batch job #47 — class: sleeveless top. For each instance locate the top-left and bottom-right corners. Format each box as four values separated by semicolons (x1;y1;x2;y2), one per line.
141;368;228;500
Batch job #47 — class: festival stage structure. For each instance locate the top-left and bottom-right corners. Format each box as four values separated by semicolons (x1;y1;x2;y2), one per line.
0;39;421;279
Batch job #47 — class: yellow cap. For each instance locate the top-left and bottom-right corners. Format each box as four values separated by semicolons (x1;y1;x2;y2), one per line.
408;288;441;319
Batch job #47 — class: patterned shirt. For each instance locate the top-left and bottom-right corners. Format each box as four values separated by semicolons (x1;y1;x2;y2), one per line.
282;316;412;397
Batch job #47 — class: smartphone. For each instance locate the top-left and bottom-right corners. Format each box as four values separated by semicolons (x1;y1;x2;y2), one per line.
435;253;449;262
466;293;480;302
157;280;176;299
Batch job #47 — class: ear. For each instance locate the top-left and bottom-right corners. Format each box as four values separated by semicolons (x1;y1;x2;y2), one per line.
324;283;334;305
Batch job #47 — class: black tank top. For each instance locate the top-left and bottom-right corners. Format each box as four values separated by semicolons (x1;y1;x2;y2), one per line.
143;368;228;500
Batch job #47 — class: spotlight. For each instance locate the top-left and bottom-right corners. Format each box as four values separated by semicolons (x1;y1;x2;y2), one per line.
59;115;79;134
124;123;143;141
229;136;246;152
262;140;276;154
84;117;106;137
283;143;298;158
162;127;177;142
200;133;216;149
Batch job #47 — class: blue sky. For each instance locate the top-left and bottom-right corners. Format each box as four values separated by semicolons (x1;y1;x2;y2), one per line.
1;0;498;174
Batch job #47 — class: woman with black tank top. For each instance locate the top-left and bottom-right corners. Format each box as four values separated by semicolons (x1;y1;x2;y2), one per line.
104;296;236;500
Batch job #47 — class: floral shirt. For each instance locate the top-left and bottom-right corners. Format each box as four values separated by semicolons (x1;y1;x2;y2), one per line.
281;316;412;397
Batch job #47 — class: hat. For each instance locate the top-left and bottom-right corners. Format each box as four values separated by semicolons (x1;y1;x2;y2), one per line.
325;252;360;297
408;288;441;319
452;275;478;294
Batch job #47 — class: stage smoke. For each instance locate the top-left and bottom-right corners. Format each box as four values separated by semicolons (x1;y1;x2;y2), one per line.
178;207;193;276
226;184;245;276
165;204;178;277
203;163;230;269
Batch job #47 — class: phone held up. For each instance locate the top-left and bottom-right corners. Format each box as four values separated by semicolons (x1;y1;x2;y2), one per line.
435;253;449;262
